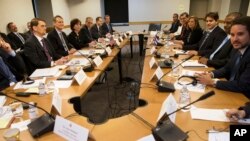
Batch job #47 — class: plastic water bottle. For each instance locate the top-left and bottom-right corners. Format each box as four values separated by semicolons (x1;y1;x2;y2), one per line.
172;63;180;77
38;82;46;96
28;102;38;120
179;85;191;109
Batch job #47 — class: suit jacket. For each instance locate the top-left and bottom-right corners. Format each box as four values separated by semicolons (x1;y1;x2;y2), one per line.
184;28;203;45
101;23;114;35
79;25;93;45
90;24;104;40
206;39;233;69
67;31;88;50
169;20;181;33
24;30;33;40
23;35;62;74
7;32;26;50
213;46;250;98
0;32;17;51
47;29;73;56
183;26;227;56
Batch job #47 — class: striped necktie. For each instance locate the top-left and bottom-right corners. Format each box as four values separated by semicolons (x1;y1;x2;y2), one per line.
41;39;52;62
229;51;242;81
16;33;25;44
199;31;210;50
59;32;69;51
209;36;229;60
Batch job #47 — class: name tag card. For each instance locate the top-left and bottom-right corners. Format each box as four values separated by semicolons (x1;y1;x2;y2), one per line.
74;69;87;85
52;88;62;115
115;39;120;46
150;46;156;55
119;36;123;42
105;47;112;55
123;33;127;38
54;116;89;141
150;66;164;81
157;94;178;123
93;55;103;67
149;57;157;69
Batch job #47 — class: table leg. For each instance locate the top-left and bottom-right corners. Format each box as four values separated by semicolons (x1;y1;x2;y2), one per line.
138;34;144;56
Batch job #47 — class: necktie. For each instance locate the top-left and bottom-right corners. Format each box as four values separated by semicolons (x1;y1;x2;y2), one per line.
59;32;69;51
209;36;229;60
16;33;25;44
0;57;17;83
41;39;52;62
107;24;111;32
199;31;210;50
229;52;242;81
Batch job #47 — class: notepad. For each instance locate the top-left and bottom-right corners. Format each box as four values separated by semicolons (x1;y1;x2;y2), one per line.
181;60;207;68
30;67;59;78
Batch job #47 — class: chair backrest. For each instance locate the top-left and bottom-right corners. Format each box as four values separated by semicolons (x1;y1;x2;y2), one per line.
148;23;162;31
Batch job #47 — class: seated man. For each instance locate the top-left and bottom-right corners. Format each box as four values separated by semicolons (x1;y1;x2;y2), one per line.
198;12;242;69
47;15;76;56
90;17;105;40
23;18;68;74
197;16;250;98
7;22;27;50
168;13;181;33
79;17;96;47
170;12;189;39
226;102;250;121
101;15;115;35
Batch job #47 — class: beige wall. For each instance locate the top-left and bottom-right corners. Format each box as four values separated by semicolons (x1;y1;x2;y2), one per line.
0;0;34;33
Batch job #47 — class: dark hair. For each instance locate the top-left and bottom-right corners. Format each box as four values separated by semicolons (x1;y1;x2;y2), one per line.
96;16;102;22
205;12;219;21
104;15;110;19
180;12;189;18
7;22;13;30
53;15;63;22
173;13;179;18
70;18;81;31
226;12;243;19
231;16;250;34
30;18;46;31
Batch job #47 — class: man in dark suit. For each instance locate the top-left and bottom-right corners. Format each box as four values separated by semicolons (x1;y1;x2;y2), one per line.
198;12;243;69
7;22;26;50
24;22;33;39
101;15;115;35
0;39;26;90
90;17;105;40
183;12;227;56
79;17;96;47
23;18;68;74
47;15;76;56
197;16;250;98
169;13;181;33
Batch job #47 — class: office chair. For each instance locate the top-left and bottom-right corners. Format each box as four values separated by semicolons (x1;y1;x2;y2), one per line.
148;23;162;31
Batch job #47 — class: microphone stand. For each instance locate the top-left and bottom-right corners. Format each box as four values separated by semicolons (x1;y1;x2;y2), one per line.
76;50;94;72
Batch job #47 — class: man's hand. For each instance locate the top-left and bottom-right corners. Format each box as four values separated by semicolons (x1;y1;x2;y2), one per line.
187;50;198;56
226;109;246;122
0;39;13;53
199;57;208;65
196;72;214;86
68;48;76;54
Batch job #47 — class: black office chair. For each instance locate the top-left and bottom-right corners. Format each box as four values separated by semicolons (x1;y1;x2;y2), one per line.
148;23;162;31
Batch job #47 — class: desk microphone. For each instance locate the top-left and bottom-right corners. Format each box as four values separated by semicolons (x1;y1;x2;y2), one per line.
76;50;94;72
131;90;215;141
0;92;55;138
156;54;194;92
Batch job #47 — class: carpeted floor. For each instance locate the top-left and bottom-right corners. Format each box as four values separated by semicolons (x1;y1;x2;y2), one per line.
72;43;146;124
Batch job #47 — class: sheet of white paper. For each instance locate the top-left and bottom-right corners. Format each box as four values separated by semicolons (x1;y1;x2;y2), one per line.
174;49;187;55
157;93;178;123
238;118;250;124
14;78;46;90
137;134;155;141
181;60;207;68
0;96;6;107
52;89;62;115
54;116;89;141
30;67;59;78
53;80;73;88
155;67;164;80
191;108;230;122
208;131;229;141
74;69;87;85
11;119;31;131
66;58;90;66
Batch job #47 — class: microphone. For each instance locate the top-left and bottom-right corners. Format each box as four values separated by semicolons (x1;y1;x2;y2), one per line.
152;90;215;141
156;54;195;92
0;92;55;138
76;50;94;72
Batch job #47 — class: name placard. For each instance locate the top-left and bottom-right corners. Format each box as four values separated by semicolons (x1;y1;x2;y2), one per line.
105;47;112;55
93;55;103;67
74;69;87;85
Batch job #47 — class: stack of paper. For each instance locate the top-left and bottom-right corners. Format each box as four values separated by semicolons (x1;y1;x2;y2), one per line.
30;67;59;78
0;106;14;129
0;96;6;107
181;60;207;68
66;58;90;66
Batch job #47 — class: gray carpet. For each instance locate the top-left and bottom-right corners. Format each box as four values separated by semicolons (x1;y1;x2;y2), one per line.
77;43;145;124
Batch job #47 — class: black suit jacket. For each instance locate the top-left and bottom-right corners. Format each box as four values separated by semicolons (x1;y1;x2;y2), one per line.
90;24;104;40
184;28;203;45
206;39;233;69
23;35;61;74
47;29;73;56
169;20;181;33
79;25;93;45
183;26;227;56
213;46;250;97
101;23;114;35
0;32;17;51
67;31;88;50
7;32;26;50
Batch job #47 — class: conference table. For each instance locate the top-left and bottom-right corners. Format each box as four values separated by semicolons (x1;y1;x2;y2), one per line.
0;36;249;141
